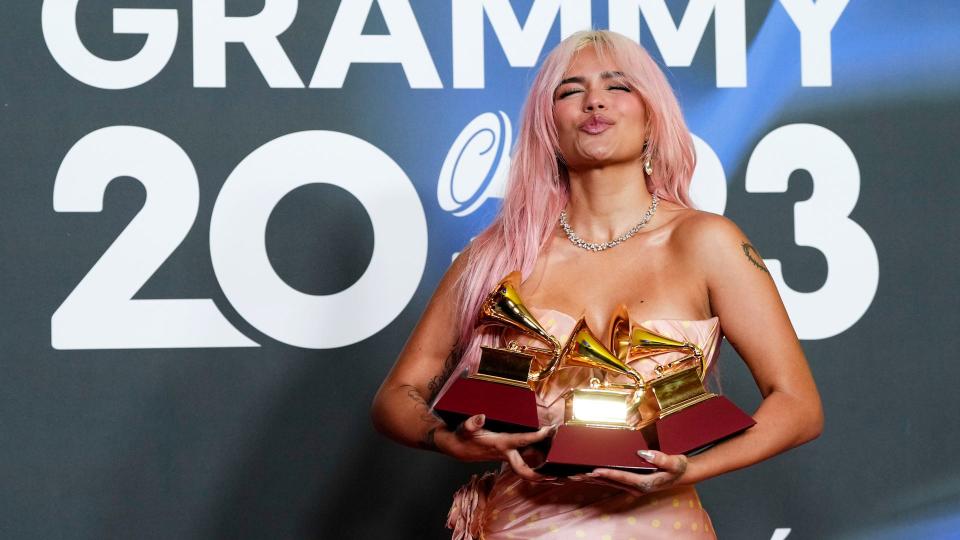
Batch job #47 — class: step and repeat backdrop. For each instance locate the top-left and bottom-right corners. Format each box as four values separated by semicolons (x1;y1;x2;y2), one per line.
2;1;958;538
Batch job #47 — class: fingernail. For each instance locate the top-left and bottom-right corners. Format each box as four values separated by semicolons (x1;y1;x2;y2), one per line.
637;450;656;460
586;472;599;477
478;414;486;424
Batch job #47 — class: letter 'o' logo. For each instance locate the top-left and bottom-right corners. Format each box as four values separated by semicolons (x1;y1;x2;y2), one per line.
437;111;511;216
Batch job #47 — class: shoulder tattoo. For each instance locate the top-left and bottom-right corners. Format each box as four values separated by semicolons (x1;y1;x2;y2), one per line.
741;242;769;274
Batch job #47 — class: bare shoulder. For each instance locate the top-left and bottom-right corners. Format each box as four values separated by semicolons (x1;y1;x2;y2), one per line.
668;208;747;251
660;207;771;281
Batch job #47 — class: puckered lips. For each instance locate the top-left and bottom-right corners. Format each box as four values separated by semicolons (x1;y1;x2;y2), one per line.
579;113;614;135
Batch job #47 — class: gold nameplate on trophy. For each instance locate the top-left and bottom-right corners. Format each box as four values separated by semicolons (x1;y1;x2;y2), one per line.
638;357;717;419
624;325;716;419
563;378;641;429
473;345;535;388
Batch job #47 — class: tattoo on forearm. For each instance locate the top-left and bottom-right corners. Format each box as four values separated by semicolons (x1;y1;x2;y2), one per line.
741;242;769;274
426;350;459;403
400;384;443;450
400;349;460;451
403;386;440;424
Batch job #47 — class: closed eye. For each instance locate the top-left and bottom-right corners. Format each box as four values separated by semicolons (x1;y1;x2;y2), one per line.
556;85;630;99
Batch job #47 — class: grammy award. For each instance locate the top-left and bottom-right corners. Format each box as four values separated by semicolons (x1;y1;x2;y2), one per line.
431;273;557;433
432;272;756;470
616;322;756;455
533;312;657;475
537;306;755;472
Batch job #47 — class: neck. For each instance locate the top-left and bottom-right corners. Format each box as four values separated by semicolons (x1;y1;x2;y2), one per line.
564;160;654;242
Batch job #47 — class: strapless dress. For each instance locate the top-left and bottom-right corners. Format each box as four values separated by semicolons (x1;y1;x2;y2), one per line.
448;308;722;540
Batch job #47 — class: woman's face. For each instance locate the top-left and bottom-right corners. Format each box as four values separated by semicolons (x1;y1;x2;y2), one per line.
552;47;648;171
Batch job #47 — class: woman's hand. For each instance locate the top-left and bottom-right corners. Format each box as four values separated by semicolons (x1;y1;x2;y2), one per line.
577;450;691;495
435;414;557;482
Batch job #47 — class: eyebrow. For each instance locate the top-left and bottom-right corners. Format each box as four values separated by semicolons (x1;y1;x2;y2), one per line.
556;71;626;88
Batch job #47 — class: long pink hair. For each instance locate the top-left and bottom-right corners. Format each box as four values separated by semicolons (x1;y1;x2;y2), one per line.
451;30;697;372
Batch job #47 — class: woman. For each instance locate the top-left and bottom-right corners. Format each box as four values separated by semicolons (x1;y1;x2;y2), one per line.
372;30;822;539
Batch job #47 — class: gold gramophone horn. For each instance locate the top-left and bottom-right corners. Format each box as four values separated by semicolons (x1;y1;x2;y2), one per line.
478;272;561;353
629;326;705;380
471;272;561;388
608;305;631;363
533;317;643;385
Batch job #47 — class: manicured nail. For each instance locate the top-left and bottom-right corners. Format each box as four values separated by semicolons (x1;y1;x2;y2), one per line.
637;450;656;460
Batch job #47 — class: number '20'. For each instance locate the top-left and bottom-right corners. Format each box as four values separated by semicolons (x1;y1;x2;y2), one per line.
53;127;427;350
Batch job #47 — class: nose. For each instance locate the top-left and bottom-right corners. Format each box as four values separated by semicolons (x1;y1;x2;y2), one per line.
582;87;606;112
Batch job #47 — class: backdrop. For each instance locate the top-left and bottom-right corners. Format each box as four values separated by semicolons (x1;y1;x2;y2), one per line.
3;1;958;538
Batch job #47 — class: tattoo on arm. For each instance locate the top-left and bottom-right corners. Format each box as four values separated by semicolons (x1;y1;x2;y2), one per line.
401;349;461;451
400;385;443;450
741;242;769;274
426;350;459;403
403;386;440;424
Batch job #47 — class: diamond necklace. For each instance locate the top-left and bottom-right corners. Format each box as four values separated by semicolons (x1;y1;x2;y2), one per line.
559;193;660;252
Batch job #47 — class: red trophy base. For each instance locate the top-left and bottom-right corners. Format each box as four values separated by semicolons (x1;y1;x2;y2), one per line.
432;375;540;433
535;425;657;476
642;396;756;455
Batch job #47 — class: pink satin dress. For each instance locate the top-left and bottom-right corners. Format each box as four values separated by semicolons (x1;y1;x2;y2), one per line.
447;308;723;540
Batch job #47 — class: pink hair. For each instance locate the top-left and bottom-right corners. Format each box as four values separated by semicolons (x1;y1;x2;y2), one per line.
451;30;697;372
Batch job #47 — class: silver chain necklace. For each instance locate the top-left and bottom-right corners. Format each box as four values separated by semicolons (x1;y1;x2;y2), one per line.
559;193;660;252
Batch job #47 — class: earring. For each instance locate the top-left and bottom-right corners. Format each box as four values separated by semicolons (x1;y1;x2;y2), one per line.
644;157;653;176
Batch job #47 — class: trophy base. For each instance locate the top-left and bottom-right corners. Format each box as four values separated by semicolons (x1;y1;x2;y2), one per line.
432;375;540;433
534;425;657;476
641;395;755;455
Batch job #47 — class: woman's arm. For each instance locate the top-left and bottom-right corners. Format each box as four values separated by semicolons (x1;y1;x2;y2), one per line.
681;214;823;484
370;249;554;479
591;213;823;492
371;249;468;451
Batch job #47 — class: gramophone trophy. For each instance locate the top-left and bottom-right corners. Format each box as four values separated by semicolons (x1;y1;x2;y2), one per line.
533;314;657;476
431;273;559;433
618;324;756;455
433;271;755;469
